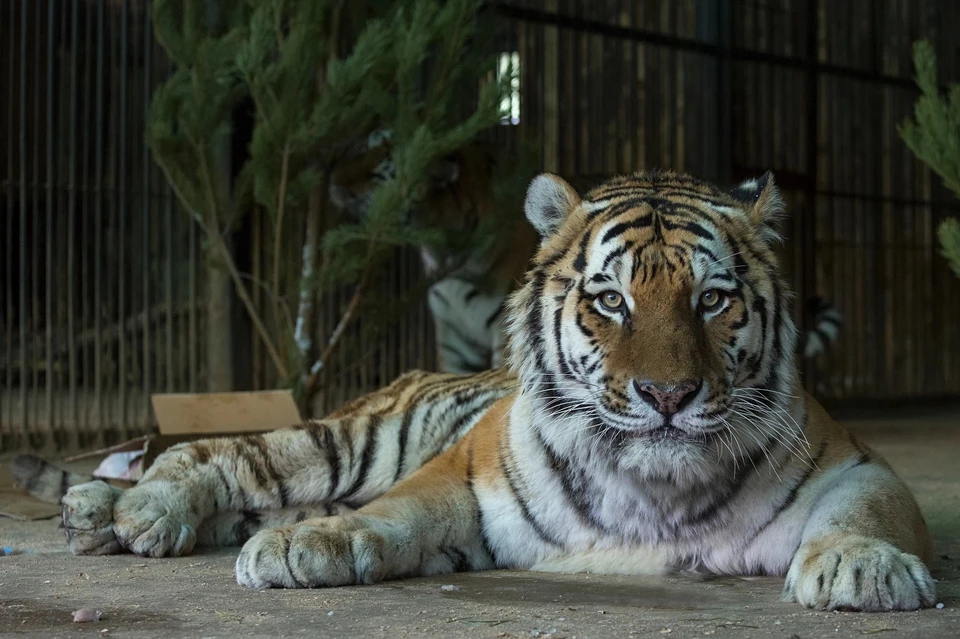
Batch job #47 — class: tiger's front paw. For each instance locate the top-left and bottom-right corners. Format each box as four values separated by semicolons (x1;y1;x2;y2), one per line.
235;517;388;589
61;481;124;555
782;535;936;611
112;483;198;558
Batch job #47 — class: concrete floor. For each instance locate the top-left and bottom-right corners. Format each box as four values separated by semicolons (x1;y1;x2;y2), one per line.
1;416;958;638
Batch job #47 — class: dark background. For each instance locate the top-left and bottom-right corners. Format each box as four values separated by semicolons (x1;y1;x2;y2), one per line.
2;0;960;451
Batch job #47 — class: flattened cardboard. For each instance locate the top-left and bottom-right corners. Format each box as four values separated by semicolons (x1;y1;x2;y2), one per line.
151;390;302;435
116;389;301;477
0;464;61;521
2;390;303;511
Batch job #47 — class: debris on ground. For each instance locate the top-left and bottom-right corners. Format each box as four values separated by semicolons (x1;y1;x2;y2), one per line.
72;608;102;623
441;584;461;591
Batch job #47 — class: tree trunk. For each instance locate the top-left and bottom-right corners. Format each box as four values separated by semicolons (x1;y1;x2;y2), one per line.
294;171;328;416
205;256;233;392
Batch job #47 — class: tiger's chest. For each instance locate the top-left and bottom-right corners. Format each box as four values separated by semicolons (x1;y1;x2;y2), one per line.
477;445;817;576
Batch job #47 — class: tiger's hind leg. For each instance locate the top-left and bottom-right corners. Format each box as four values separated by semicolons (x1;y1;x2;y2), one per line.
63;371;508;558
66;415;398;558
61;478;355;553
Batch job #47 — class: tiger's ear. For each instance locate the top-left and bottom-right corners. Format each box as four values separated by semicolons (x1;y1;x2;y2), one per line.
524;173;581;237
729;171;785;244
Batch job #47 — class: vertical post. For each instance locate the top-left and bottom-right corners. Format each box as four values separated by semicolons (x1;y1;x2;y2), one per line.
93;0;105;446
67;0;79;448
204;247;234;393
19;0;28;449
802;0;820;393
695;0;732;183
119;0;129;438
45;0;55;448
204;0;234;393
141;0;152;428
541;0;558;173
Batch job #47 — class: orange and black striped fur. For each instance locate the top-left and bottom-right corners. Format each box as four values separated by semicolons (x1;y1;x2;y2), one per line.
45;170;930;612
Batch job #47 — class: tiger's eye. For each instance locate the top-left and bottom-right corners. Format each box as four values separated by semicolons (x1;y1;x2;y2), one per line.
700;289;724;309
599;290;624;310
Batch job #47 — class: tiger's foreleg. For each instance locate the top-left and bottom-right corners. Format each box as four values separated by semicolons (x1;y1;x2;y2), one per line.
235;426;492;589
781;455;936;611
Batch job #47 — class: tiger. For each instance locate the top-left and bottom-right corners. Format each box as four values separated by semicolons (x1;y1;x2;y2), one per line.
329;131;843;374
41;169;933;612
329;129;537;374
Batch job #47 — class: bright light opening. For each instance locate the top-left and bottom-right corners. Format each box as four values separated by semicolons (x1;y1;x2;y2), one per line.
497;52;520;125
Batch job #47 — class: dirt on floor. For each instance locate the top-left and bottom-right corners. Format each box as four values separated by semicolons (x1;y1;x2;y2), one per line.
1;416;958;639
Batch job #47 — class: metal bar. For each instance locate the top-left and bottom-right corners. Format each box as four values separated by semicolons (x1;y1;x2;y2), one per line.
142;0;152;428
45;0;55;447
3;0;13;443
801;0;819;393
119;0;129;435
67;0;79;448
19;0;29;444
189;200;197;392
94;0;105;446
165;162;174;393
80;0;94;443
30;0;41;447
493;2;923;91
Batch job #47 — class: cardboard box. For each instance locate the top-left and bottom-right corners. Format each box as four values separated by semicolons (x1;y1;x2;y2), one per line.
66;389;302;482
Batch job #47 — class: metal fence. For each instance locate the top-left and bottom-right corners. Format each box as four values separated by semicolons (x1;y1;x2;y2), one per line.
1;0;204;452
3;0;960;452
492;0;960;405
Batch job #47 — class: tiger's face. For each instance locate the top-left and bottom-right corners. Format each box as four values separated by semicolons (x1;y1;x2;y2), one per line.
507;171;800;482
328;129;500;275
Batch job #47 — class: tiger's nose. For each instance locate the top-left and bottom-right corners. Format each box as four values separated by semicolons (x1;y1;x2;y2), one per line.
634;379;699;415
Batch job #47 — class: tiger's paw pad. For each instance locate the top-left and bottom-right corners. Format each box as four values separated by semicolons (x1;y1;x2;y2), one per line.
235;519;388;589
61;480;124;556
782;535;936;611
112;484;197;558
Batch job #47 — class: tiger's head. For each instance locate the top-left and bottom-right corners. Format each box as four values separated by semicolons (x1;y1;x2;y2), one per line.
506;170;801;483
328;130;506;276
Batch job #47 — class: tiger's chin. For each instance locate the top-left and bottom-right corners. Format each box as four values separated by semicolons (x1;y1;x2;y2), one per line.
600;419;729;485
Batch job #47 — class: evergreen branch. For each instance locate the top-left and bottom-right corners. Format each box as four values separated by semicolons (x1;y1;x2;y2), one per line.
235;270;295;336
149;0;525;409
301;238;377;407
899;40;960;280
273;145;291;342
938;218;960;279
152;154;213;235
424;0;480;123
214;236;291;381
154;148;289;378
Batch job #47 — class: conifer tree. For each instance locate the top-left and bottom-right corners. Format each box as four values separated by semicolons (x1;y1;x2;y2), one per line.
899;40;960;279
146;0;518;412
